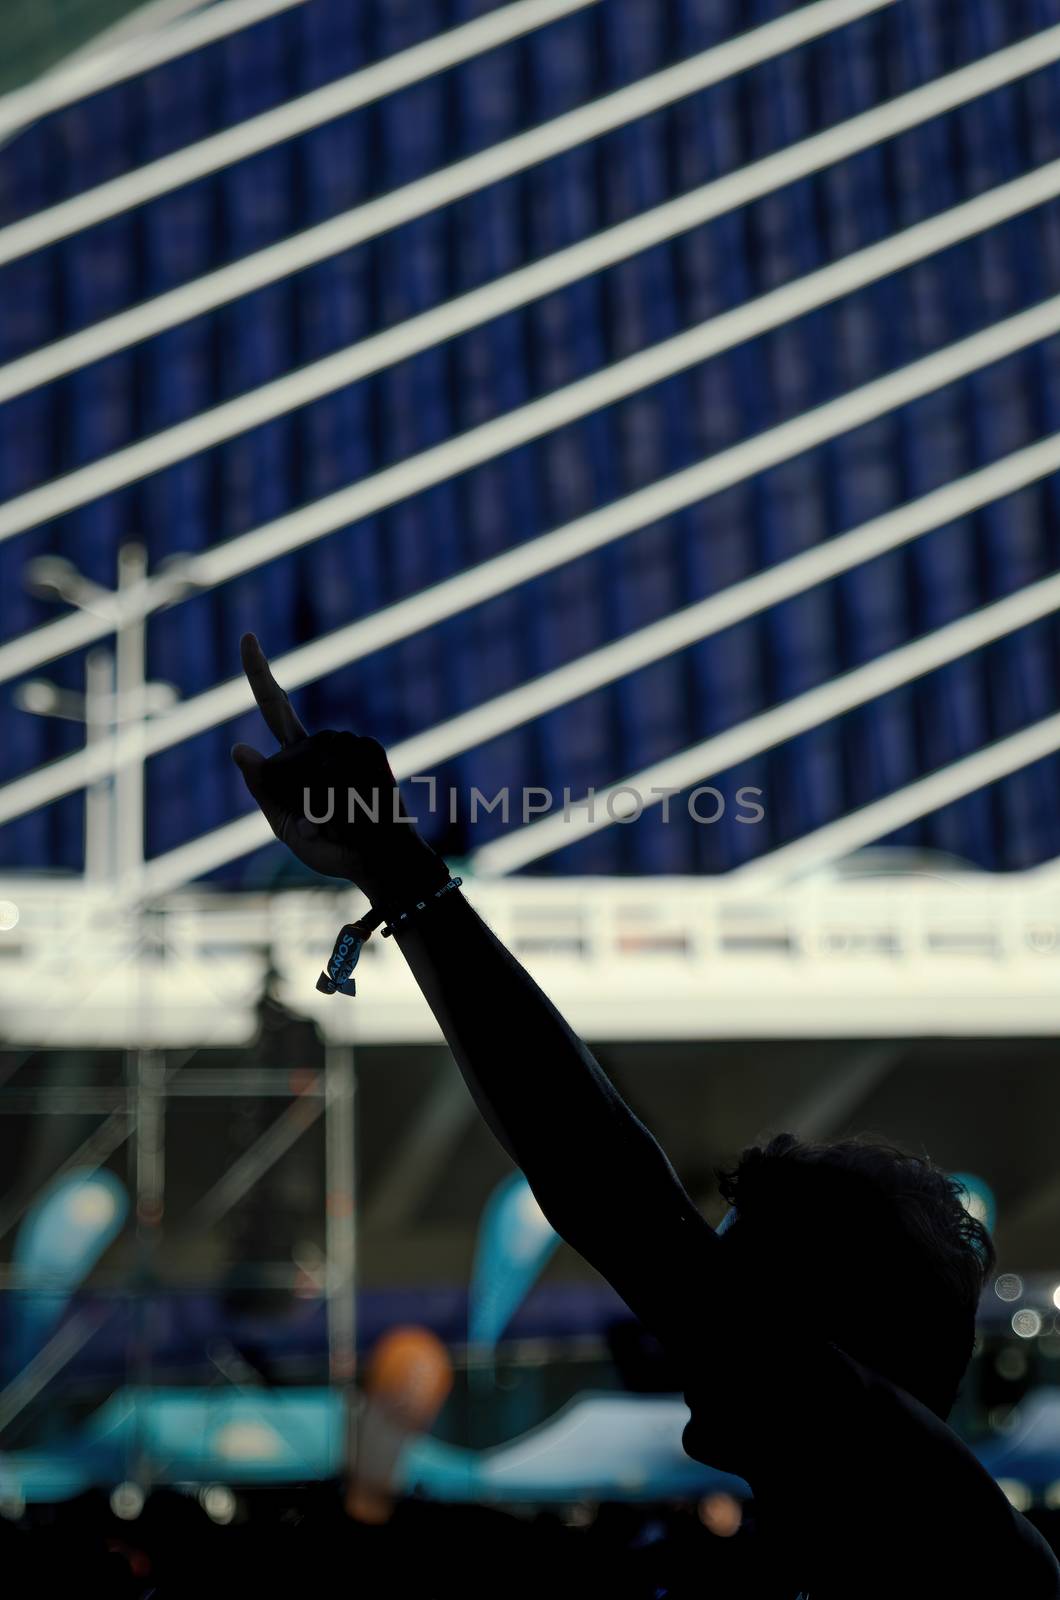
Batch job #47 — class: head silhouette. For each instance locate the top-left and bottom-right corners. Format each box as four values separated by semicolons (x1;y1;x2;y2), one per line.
717;1134;994;1419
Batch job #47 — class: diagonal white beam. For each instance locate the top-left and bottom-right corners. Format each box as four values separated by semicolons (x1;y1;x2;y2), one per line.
6;176;1056;707
0;0;308;147
1;132;1059;576
14;0;1029;401
0;0;605;269
468;570;1060;876
386;435;1060;776
364;1068;476;1230
4;291;1060;829
190;1085;324;1227
5;48;1040;425
727;710;1060;887
4;140;1060;538
121;553;1060;900
1;108;1055;634
130;811;283;897
780;1045;903;1141
0;0;884;271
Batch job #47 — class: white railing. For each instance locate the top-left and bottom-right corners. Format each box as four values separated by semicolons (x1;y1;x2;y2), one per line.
0;874;1058;1045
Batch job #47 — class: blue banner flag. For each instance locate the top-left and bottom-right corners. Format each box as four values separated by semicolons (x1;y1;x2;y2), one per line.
468;1173;560;1359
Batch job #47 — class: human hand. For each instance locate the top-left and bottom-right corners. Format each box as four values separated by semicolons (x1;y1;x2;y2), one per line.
231;634;447;909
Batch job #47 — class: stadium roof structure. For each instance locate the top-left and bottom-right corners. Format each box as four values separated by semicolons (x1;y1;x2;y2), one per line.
0;871;1058;1048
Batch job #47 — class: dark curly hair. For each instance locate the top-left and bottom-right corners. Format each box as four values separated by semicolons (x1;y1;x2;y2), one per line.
716;1133;995;1419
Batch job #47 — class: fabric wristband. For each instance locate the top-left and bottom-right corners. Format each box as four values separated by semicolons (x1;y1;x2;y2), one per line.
380;875;462;938
316;873;460;997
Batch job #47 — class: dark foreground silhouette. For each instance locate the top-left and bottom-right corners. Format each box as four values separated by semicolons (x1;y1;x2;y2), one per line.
232;634;1060;1600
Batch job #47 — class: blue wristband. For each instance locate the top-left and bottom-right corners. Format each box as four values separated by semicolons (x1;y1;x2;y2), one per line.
380;876;462;937
316;918;377;996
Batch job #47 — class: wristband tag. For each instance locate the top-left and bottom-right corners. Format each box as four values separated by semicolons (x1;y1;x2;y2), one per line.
316;922;369;997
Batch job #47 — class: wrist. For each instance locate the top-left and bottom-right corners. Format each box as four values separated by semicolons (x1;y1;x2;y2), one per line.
379;874;463;937
356;839;451;919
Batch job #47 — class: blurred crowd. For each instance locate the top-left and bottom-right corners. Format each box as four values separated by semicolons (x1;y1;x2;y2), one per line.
3;1487;1058;1599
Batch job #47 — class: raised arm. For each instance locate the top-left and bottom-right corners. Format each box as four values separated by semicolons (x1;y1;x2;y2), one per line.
232;636;719;1348
389;890;719;1343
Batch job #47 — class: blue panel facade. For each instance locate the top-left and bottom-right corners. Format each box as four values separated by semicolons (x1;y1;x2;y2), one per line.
0;0;1058;879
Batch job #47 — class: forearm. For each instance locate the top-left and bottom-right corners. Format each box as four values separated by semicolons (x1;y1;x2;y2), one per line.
389;888;695;1259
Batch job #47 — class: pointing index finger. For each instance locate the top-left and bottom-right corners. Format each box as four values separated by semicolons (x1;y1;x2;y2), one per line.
240;632;308;747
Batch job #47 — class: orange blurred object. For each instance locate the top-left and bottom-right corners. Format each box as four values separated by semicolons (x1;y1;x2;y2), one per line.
346;1325;453;1523
365;1324;453;1430
698;1492;743;1537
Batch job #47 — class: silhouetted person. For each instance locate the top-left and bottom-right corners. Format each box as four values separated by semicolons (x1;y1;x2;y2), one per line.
234;634;1060;1599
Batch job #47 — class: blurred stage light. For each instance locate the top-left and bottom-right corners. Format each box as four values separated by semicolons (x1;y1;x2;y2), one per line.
14;681;58;714
995;1347;1028;1381
1012;1309;1042;1339
110;1482;144;1520
995;1274;1023;1302
988;1405;1020;1433
699;1493;743;1537
566;1503;595;1527
0;900;18;931
999;1344;1031;1382
69;1182;119;1227
213;1420;282;1461
200;1484;237;1525
997;1479;1032;1512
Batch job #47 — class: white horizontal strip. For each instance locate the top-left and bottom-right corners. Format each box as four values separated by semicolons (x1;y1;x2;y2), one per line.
0;0;898;381
1025;852;1060;885
388;432;1060;774
3;138;1058;541
3;289;1060;826
0;0;606;266
0;0;308;146
728;711;1060;887
469;569;1060;875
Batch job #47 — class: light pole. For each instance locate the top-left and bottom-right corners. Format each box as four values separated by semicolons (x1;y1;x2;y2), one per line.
115;542;148;887
17;544;179;886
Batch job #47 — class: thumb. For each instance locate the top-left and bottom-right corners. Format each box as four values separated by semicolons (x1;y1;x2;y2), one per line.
232;743;286;837
232;742;265;781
